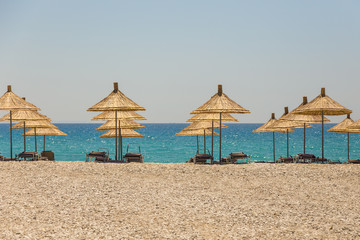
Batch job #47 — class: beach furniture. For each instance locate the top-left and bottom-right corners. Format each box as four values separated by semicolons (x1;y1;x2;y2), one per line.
86;149;110;162
277;155;295;163
41;151;55;161
187;149;213;164
123;143;144;163
221;152;251;164
296;153;317;163
348;159;360;164
16;151;45;161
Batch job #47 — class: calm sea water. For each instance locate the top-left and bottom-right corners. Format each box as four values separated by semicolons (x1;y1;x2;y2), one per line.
1;123;360;162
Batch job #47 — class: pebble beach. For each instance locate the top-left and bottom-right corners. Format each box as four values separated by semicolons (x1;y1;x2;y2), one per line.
0;162;359;239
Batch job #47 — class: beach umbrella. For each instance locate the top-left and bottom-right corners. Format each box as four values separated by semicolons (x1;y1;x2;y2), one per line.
0;86;40;159
268;107;312;157
96;119;145;131
293;88;352;159
253;113;294;161
187;113;238;157
23;127;67;152
100;129;144;138
0;108;50;152
191;85;250;161
176;128;218;162
91;111;146;121
87;82;145;162
277;97;330;153
12;120;57;152
328;114;360;161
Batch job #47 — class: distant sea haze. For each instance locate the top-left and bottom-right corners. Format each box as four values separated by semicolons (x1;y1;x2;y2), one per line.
1;123;359;162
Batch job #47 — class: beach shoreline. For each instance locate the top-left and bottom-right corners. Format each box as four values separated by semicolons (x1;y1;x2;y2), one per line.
0;162;359;239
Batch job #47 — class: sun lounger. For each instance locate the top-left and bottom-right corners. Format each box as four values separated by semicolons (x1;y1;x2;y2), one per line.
86;149;110;162
296;153;317;163
123;143;144;163
187;149;213;164
17;152;41;161
348;159;360;164
221;152;251;164
277;155;295;163
41;151;55;161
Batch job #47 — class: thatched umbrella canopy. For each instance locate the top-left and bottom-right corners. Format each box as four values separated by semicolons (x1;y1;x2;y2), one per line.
96;119;145;130
268;107;311;158
190;85;250;161
0;108;50;152
23;127;67;152
187;112;238;156
328;114;360;161
279;97;330;154
0;86;40;159
293;88;352;159
91;111;146;121
12;120;57;152
87;82;146;162
100;129;144;138
253;113;294;161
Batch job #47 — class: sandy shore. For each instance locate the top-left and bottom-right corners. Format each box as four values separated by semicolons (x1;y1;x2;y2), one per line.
0;162;359;239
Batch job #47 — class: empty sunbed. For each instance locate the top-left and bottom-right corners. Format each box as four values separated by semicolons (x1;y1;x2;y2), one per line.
221;152;251;164
86;149;110;162
17;152;44;161
123;143;144;163
277;155;295;163
348;159;360;164
187;149;213;164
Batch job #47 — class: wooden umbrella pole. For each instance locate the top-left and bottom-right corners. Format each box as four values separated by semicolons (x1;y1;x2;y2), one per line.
23;121;26;152
10;110;13;159
322;111;324;159
119;119;123;162
273;132;275;161
348;132;350;161
115;111;118;161
44;136;46;152
211;120;214;157
196;135;199;153
287;129;289;158
35;127;37;152
204;129;206;154
304;123;306;154
219;112;222;163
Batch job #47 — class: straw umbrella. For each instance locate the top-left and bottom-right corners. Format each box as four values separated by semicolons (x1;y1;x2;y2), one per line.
96;119;145;131
293;88;352;159
187;113;238;157
0;109;50;152
268;107;312;157
176;129;219;160
328;114;360;161
278;97;330;154
0;86;40;159
191;85;250;161
180;121;227;155
91;111;146;121
253;113;294;161
87;82;145;162
24;127;67;152
100;128;144;138
12;120;57;152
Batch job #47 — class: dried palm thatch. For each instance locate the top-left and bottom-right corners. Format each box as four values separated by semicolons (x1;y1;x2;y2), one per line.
182;121;227;131
191;85;250;114
269;107;312;129
281;97;330;123
91;111;146;121
346;118;360;131
175;128;218;136
253;113;294;133
12;120;57;129
0;110;50;121
328;114;355;133
293;88;351;116
100;129;144;138
87;83;145;112
96;119;145;130
187;113;238;122
0;86;40;111
23;128;67;136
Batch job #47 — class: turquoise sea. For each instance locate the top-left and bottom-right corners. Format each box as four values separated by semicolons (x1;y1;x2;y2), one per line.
1;123;360;163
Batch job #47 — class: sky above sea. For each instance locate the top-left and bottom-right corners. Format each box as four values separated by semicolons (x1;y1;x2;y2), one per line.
0;0;359;123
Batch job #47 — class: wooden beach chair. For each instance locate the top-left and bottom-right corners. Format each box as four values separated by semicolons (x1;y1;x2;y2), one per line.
296;153;317;163
221;152;251;164
17;151;41;161
86;149;110;162
277;155;295;163
123;143;144;163
348;159;360;164
187;149;213;164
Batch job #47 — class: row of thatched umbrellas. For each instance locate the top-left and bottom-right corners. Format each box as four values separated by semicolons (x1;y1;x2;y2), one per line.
87;82;146;162
0;86;67;159
176;85;250;162
254;88;360;161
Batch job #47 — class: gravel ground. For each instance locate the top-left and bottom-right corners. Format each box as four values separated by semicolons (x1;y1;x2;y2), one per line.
0;162;359;239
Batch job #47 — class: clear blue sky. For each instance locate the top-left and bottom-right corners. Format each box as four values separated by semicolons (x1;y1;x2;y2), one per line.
0;0;359;123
